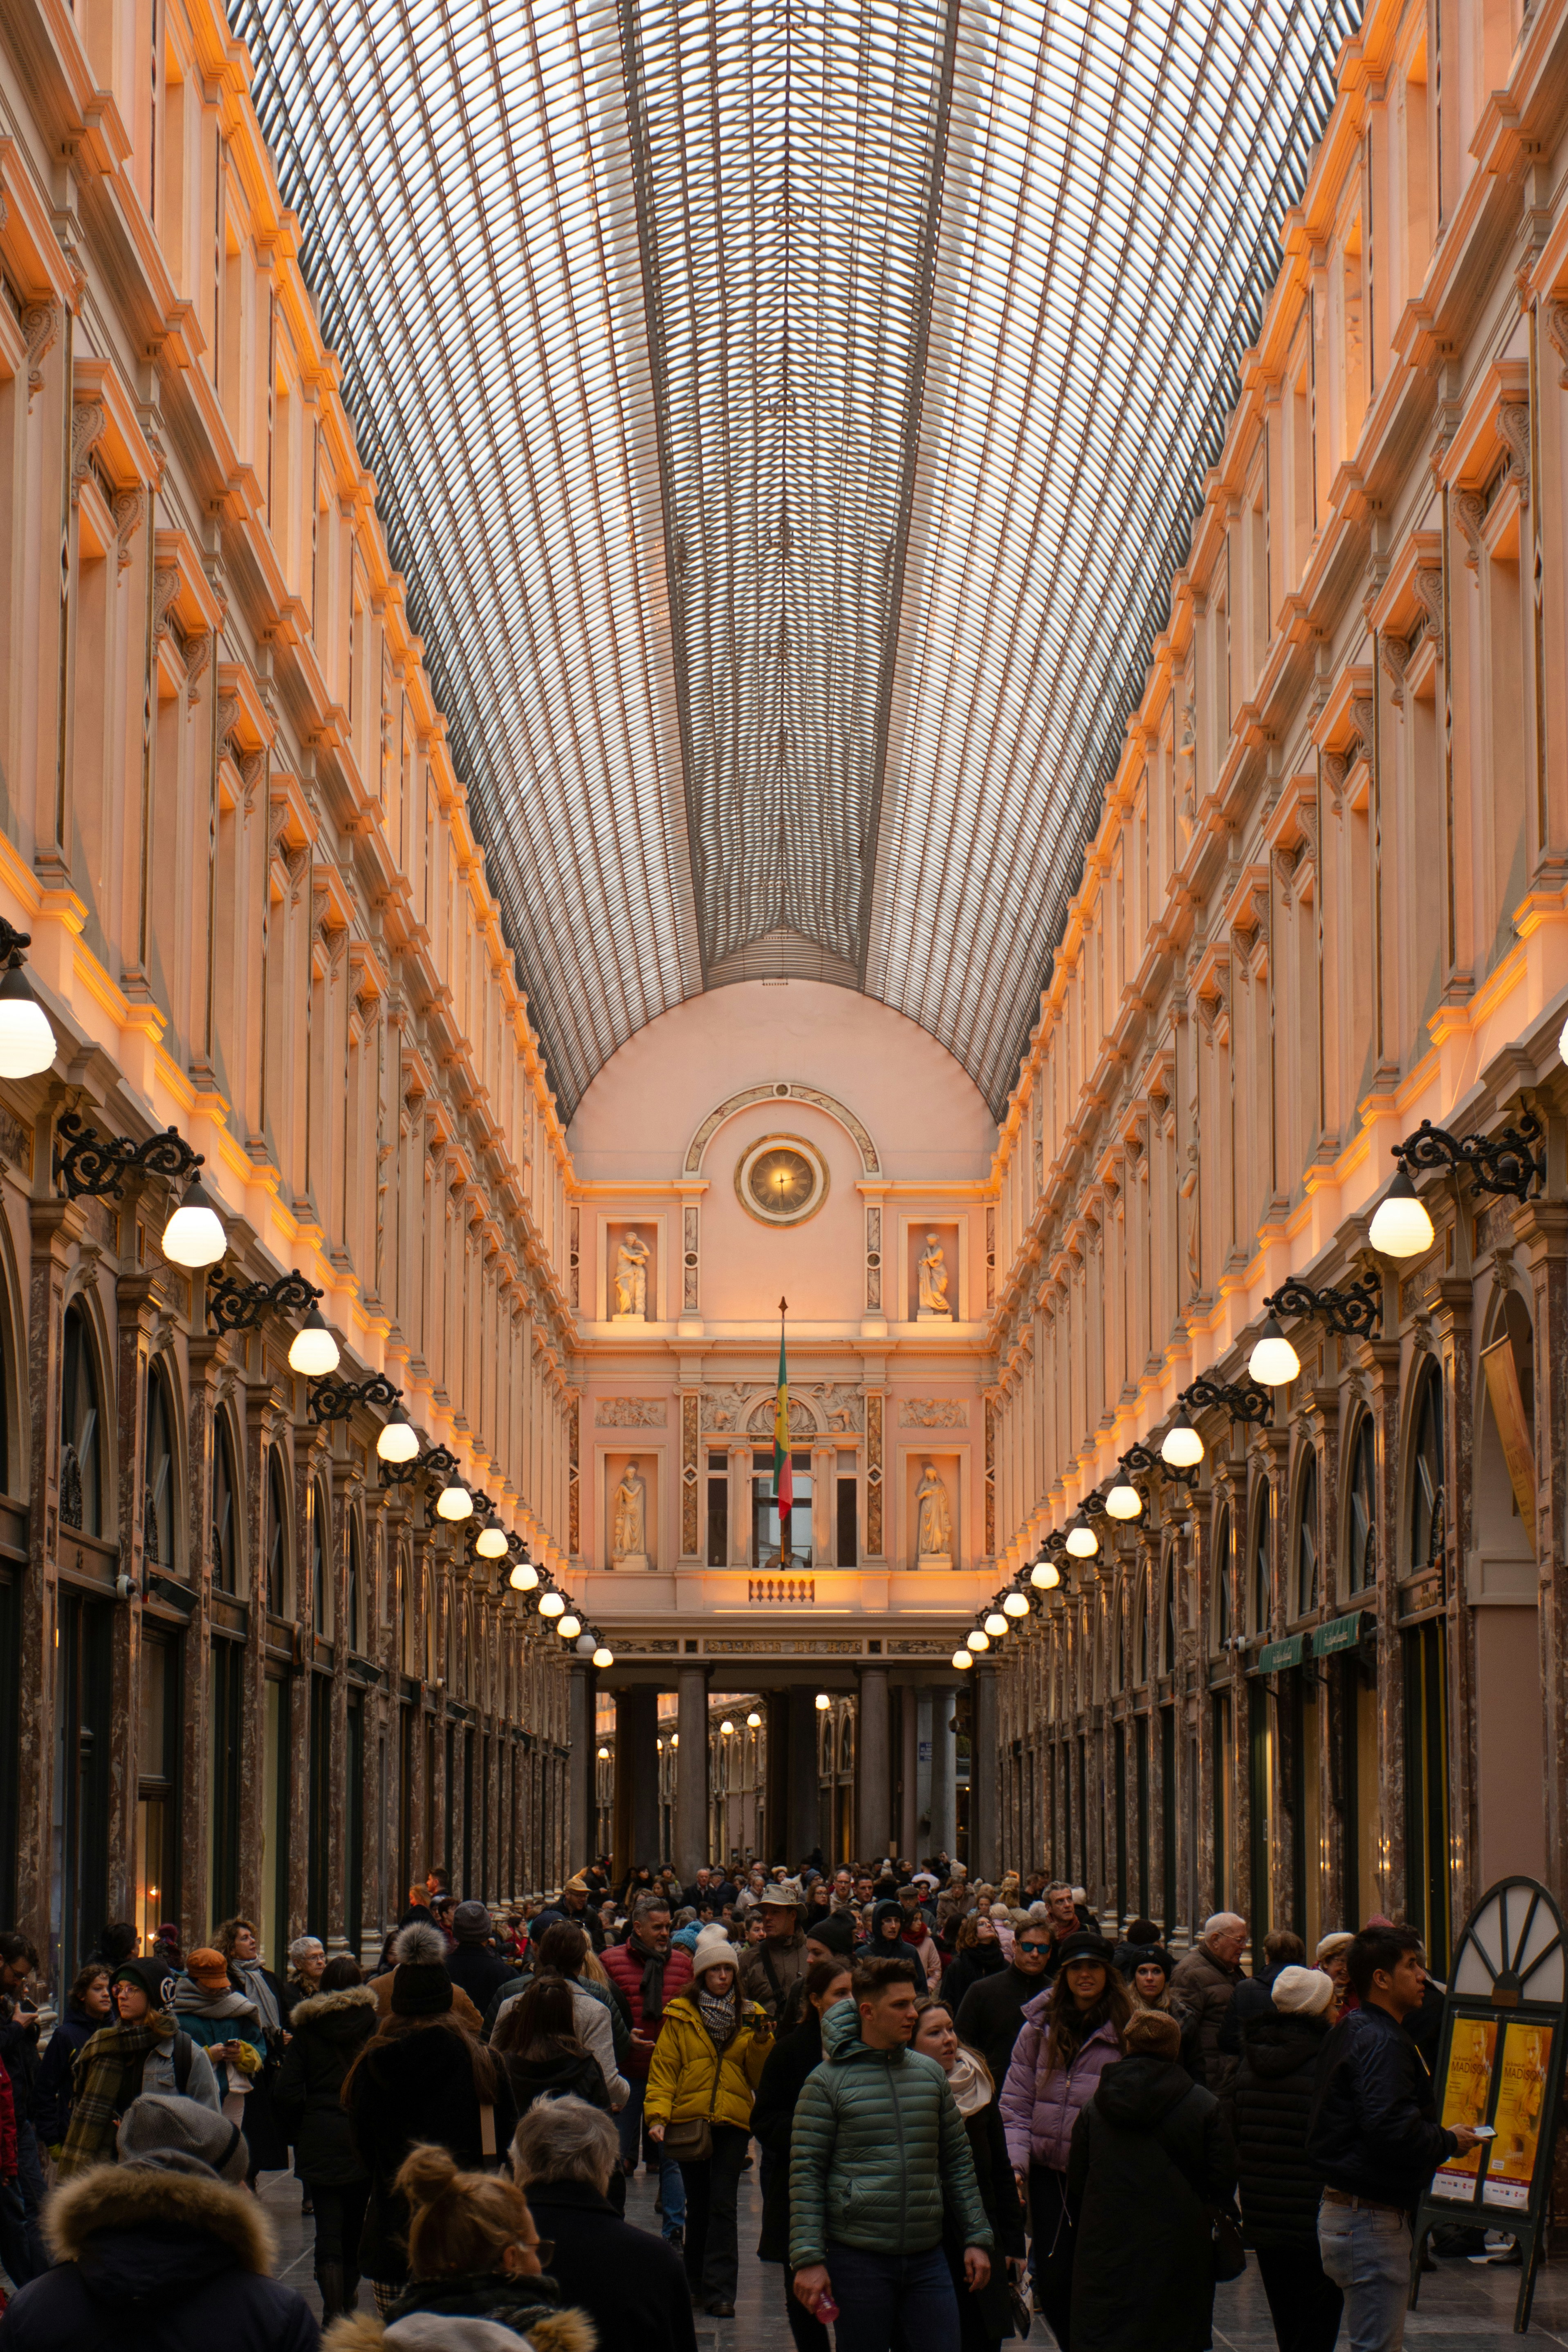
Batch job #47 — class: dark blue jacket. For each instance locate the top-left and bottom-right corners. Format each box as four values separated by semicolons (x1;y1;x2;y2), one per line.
1306;2003;1455;2206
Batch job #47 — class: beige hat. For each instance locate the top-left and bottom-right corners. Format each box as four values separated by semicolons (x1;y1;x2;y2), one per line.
760;1884;800;1910
1273;1965;1335;2016
690;1924;740;1980
1315;1930;1355;1965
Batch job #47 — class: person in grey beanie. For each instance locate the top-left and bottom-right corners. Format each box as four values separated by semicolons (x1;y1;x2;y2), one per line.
446;1900;521;2009
0;2093;317;2352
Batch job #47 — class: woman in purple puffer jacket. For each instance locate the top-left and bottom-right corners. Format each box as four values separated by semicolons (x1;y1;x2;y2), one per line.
1001;1930;1130;2351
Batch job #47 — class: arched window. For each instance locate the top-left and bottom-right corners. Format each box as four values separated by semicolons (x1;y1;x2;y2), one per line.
1347;1415;1376;1592
1251;1491;1271;1634
265;1452;290;1618
1409;1368;1444;1570
346;1514;363;1656
311;1483;331;1638
1296;1450;1319;1616
1212;1506;1232;1650
211;1417;238;1594
143;1366;175;1569
60;1301;101;1537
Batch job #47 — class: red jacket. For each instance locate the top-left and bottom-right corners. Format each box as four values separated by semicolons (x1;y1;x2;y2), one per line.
601;1939;693;2080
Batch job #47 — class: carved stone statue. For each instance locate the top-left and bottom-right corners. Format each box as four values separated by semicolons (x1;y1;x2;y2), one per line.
917;1232;952;1319
914;1458;953;1567
612;1230;651;1319
611;1458;649;1569
1179;1141;1201;1295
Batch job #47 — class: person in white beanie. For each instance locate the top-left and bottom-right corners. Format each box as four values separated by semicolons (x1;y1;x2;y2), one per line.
645;1921;774;2319
1227;1965;1342;2352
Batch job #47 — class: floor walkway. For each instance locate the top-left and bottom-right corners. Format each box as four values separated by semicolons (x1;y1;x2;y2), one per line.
259;2165;1568;2345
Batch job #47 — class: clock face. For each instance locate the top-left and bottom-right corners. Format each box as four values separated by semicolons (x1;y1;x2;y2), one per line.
735;1134;829;1226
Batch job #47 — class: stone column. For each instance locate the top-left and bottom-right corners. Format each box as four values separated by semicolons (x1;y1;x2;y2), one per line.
900;1685;919;1858
566;1660;595;1870
107;1269;158;1922
971;1667;999;1879
787;1684;819;1863
675;1664;710;1883
929;1683;958;1857
1522;1205;1568;1906
857;1665;891;1861
19;1191;82;1971
613;1686;661;1873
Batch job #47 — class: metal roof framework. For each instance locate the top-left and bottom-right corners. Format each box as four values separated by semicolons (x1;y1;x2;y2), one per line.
234;0;1357;1120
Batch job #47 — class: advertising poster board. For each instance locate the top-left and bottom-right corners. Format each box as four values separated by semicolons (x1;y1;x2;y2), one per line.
1411;1877;1568;2333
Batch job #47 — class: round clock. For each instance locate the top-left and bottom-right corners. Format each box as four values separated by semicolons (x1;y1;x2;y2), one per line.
735;1134;830;1227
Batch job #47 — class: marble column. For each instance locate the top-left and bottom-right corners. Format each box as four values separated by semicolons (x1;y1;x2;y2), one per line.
675;1665;710;1883
613;1686;662;1874
857;1666;891;1861
566;1661;595;1872
787;1684;820;1864
900;1686;919;1861
929;1684;958;1859
971;1667;999;1880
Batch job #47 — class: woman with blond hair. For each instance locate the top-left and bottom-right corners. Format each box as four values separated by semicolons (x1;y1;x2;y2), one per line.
324;2142;592;2350
212;1914;291;2179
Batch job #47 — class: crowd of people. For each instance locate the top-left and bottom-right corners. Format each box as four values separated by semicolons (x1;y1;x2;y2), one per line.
0;1860;1481;2352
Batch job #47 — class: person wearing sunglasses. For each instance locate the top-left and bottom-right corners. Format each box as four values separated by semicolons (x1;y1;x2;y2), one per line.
953;1922;1057;2097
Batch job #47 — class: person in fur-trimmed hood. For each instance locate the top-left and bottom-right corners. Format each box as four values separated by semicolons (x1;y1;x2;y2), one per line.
325;2142;594;2352
0;2090;317;2352
374;1920;485;2033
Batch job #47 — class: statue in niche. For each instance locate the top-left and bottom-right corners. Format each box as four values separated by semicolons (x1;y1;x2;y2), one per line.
917;1232;952;1319
1180;1140;1201;1296
611;1459;649;1569
914;1458;953;1568
612;1230;651;1318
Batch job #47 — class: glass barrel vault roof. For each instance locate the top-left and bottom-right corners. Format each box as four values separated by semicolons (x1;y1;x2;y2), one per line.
234;0;1358;1120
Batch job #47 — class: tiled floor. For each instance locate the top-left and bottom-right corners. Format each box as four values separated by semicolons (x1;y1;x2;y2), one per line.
260;2163;1568;2345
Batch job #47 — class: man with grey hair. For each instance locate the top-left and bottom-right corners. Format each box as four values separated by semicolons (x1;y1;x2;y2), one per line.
515;2094;696;2352
601;1894;693;2248
1170;1911;1251;2093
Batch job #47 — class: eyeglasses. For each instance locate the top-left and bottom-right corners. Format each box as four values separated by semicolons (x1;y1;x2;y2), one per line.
1018;1941;1052;1955
522;2239;554;2266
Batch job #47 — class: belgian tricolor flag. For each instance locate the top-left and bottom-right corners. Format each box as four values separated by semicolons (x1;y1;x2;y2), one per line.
773;1297;792;1524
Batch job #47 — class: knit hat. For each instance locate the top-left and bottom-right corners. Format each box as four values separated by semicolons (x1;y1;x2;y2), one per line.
1054;1930;1116;1972
806;1915;855;1959
1122;2009;1182;2059
111;1956;174;2011
1124;1945;1174;1984
690;1926;739;1981
760;1885;800;1911
453;1900;494;1944
393;1921;447;1967
1315;1930;1355;1966
184;1948;231;1993
392;1958;454;2017
1273;1965;1335;2017
117;2092;248;2182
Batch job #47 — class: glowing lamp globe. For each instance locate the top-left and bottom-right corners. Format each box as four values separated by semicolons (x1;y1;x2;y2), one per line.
720;1719;735;1736
538;1590;565;1618
1368;1166;1434;1259
436;1479;473;1522
984;1611;1008;1637
1106;1478;1142;1521
509;1560;539;1592
558;1613;583;1640
952;1649;973;1671
746;1710;762;1727
162;1177;226;1270
966;1627;989;1652
475;1517;509;1560
1003;1590;1029;1617
1561;1012;1568;1068
670;1733;678;1749
573;1631;595;1655
0;967;55;1079
1031;1558;1061;1590
377;1405;419;1464
597;1746;610;1760
287;1308;341;1378
1065;1514;1098;1559
1161;1412;1204;1469
1248;1315;1301;1387
814;1692;831;1712
593;1645;614;1669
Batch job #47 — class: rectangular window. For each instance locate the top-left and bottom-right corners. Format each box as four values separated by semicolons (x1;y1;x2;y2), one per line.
136;1631;181;1952
208;1637;243;1929
706;1465;728;1567
752;1454;813;1567
835;1477;858;1567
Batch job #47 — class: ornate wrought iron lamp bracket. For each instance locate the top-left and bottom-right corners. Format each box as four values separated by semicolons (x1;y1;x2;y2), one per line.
1393;1108;1544;1202
206;1268;324;1334
54;1109;202;1201
1263;1271;1383;1340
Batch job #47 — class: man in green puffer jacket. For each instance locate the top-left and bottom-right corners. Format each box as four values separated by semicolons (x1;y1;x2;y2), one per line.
790;1955;993;2351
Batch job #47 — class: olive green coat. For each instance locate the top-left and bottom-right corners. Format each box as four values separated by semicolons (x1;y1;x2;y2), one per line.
788;1998;994;2269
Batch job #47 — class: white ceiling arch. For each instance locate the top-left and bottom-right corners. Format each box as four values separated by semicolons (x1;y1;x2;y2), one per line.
682;1081;880;1179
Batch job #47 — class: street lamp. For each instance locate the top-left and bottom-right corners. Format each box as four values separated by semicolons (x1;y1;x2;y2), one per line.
952;1649;973;1670
1030;1555;1061;1590
0;924;55;1078
377;1403;421;1466
593;1645;614;1669
984;1610;1008;1637
1003;1590;1029;1617
720;1719;734;1736
1161;1409;1204;1469
538;1591;566;1618
746;1710;762;1727
559;1613;583;1641
435;1475;473;1522
1065;1513;1098;1559
1247;1316;1301;1387
966;1627;989;1652
1368;1165;1434;1260
814;1692;831;1711
287;1307;341;1378
475;1515;509;1560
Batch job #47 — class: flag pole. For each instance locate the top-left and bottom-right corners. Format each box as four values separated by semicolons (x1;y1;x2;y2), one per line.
774;1298;793;1564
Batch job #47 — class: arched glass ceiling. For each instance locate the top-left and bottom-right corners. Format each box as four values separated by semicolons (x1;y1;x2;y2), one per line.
233;0;1356;1120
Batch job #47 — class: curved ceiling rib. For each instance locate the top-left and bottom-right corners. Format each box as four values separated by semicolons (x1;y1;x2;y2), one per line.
232;0;1356;1121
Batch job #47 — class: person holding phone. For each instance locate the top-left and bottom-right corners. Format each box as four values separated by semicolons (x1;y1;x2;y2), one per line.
168;1948;266;2124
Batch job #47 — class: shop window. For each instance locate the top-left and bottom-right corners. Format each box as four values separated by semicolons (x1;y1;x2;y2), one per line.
60;1302;102;1537
347;1514;363;1655
1296;1451;1319;1616
137;1631;181;1948
706;1452;728;1566
1347;1415;1376;1590
212;1419;238;1594
142;1367;176;1571
1409;1367;1444;1570
1251;1491;1272;1633
312;1481;332;1638
265;1452;290;1618
1211;1508;1231;1650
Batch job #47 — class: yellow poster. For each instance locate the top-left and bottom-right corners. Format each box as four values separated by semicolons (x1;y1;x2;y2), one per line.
1484;2022;1552;2213
1430;2018;1496;2200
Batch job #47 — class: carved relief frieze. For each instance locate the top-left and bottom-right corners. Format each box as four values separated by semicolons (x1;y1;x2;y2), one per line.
897;1398;969;1427
594;1397;668;1427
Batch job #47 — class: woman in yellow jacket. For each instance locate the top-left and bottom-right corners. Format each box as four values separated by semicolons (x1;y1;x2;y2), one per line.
646;1923;774;2316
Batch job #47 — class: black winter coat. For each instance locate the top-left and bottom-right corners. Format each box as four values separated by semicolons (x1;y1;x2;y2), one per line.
940;1944;1008;2011
525;2177;697;2352
446;1942;522;2009
943;2093;1026;2347
1066;2054;1238;2352
1307;2003;1455;2207
0;2150;318;2352
1218;1970;1285;2057
751;2006;827;2263
344;2017;519;2281
1225;2010;1333;2247
953;1965;1042;2096
274;1983;379;2185
33;2002;101;2146
501;2045;612;2117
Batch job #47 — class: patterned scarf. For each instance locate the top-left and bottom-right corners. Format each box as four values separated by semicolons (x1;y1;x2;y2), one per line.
56;2017;163;2179
697;1985;738;2051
